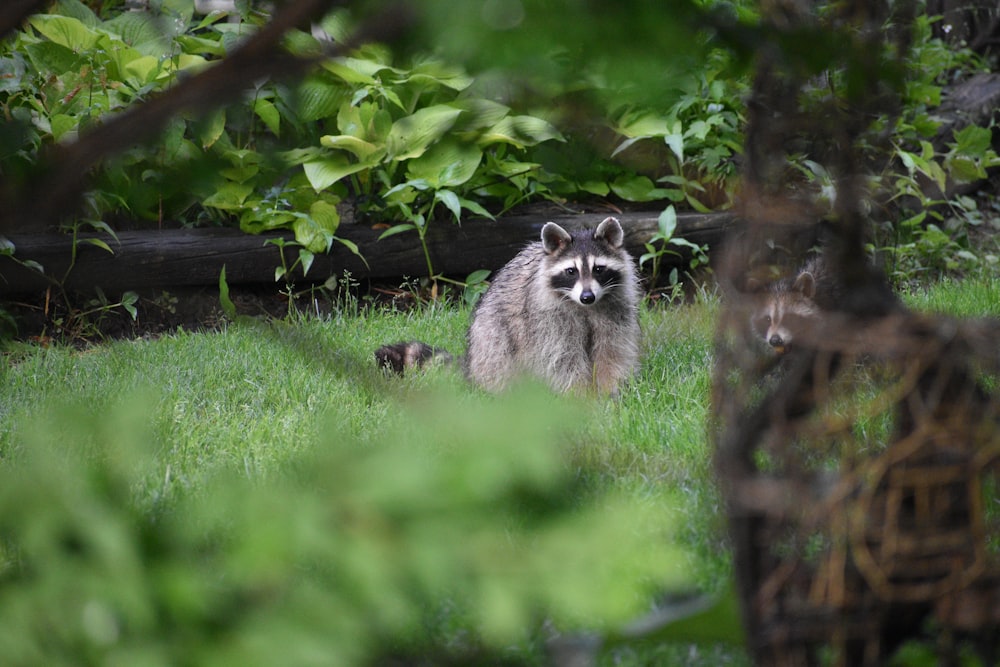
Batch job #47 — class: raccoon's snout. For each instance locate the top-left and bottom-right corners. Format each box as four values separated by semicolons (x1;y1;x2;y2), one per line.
580;289;596;305
769;334;784;347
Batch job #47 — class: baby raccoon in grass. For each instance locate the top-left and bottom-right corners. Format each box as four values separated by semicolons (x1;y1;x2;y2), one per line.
749;256;837;355
376;217;642;396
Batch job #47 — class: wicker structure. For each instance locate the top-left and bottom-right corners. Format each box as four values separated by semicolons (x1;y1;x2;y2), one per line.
713;234;1000;665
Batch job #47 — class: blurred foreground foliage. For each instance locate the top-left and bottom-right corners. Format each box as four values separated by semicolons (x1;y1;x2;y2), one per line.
0;384;704;665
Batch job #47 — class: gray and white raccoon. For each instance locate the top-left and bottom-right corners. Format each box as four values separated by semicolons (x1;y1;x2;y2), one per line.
749;256;839;355
375;216;642;395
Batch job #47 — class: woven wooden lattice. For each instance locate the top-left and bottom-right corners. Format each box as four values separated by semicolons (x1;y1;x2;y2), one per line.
713;236;1000;666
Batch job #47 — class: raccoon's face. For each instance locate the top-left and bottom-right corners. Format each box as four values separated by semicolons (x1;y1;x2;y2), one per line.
750;270;819;354
542;218;629;307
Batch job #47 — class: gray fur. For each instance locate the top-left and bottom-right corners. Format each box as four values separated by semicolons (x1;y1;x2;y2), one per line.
464;216;641;394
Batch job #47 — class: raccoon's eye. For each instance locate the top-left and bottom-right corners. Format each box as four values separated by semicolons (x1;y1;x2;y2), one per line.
564;267;577;277
593;265;605;275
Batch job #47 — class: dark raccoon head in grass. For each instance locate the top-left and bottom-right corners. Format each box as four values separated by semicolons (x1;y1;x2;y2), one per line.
542;217;632;307
749;268;820;355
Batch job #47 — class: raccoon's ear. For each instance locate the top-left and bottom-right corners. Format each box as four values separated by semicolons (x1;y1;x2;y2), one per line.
541;222;572;253
793;271;816;299
594;216;624;248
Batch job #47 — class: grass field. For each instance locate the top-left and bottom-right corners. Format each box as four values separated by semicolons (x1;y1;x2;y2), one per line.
1;274;997;664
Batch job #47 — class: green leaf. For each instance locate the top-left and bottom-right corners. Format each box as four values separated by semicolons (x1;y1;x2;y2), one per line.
435;189;462;221
302;155;369;192
203;182;254;210
948;156;985;183
658;206;677;240
319;134;384;161
309;200;340;235
218;266;237;319
952;125;993;158
377;223;417;240
296;80;347;122
196;109;226;150
81;238;114;254
298;249;315;276
333;236;367;267
610;175;677;202
103;11;170;56
478;115;564;148
458;196;495;220
664;123;684;162
406;139;482;188
28;15;101;51
253;98;280;137
121;291;138;320
323;56;397;85
386;105;463;160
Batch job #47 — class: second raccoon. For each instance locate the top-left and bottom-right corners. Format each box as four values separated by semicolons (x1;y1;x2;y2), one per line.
750;256;835;355
376;217;641;395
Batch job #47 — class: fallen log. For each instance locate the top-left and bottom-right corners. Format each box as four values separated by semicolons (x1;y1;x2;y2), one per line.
0;210;735;295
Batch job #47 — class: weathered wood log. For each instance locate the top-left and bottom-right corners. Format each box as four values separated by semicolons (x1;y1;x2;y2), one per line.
0;210;735;295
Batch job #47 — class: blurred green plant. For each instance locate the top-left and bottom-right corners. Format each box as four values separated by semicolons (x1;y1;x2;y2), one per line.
639;205;711;293
0;386;736;664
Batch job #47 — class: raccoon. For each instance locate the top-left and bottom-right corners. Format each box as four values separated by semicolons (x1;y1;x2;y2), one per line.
375;216;642;395
749;256;835;355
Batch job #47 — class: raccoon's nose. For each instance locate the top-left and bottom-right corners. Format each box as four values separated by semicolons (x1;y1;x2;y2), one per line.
580;290;596;305
768;334;785;348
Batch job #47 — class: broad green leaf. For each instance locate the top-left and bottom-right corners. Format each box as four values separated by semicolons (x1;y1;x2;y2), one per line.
196;109;226;150
578;180;611;196
102;11;169;56
292;215;332;253
337;102;392;141
175;33;227;57
478;115;564;149
322;56;398;85
123;55;160;86
406;140;482;188
202;182;254;210
948;156;985;183
451;99;512;132
303;154;369;192
408;60;473;91
50;114;77;142
53;0;100;27
296;80;347;122
320;134;384;161
386;105;463;160
610;175;677;202
615;111;674;138
953;124;993;157
309;200;340;235
28;15;101;51
253;98;280;137
23;41;80;75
